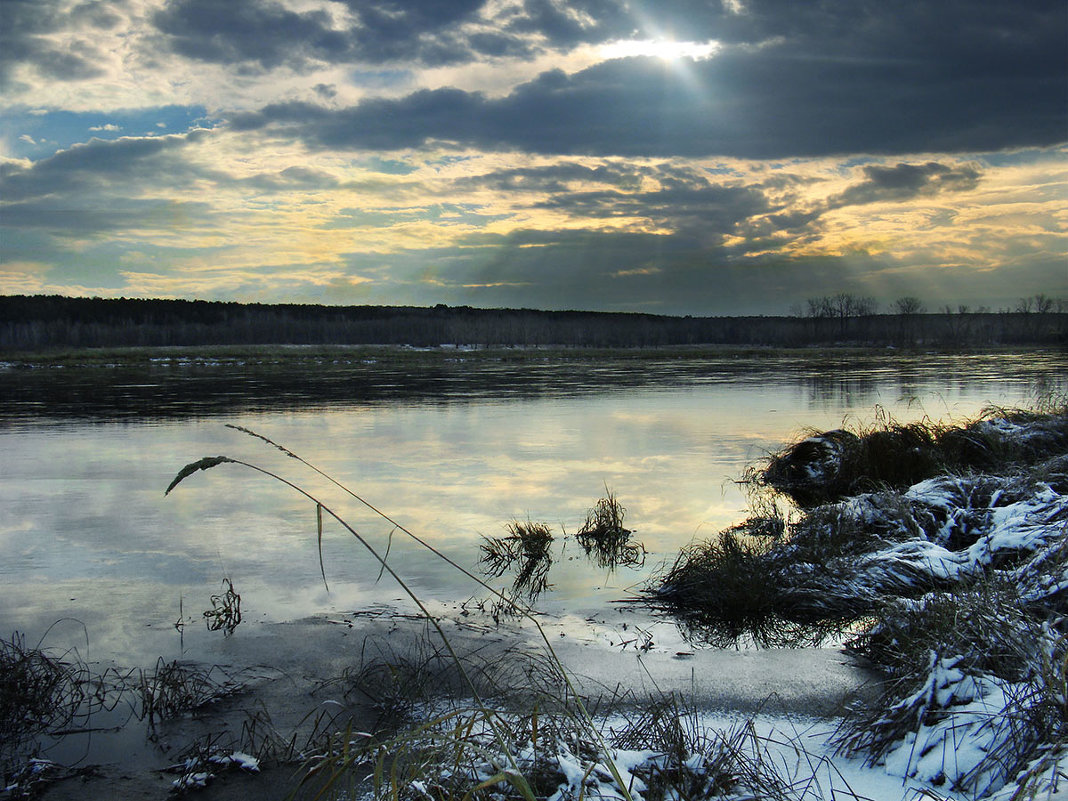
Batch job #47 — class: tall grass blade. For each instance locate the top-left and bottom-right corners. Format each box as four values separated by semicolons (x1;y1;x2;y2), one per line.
316;503;328;591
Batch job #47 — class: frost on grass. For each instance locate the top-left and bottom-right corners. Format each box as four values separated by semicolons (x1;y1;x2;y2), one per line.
651;405;1068;799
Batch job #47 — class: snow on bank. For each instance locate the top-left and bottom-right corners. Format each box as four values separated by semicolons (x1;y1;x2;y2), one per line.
353;707;1062;801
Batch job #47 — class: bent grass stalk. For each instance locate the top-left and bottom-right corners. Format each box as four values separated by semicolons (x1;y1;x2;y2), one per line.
166;428;636;801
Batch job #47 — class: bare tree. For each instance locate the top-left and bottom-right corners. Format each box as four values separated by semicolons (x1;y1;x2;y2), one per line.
806;296;833;318
829;292;877;318
893;296;925;315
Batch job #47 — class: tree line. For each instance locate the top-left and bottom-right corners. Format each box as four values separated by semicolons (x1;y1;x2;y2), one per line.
0;294;1064;351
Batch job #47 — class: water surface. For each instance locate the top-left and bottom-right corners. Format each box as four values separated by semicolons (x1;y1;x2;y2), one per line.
1;349;1062;666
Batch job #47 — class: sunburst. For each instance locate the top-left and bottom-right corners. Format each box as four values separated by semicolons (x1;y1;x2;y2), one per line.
599;38;720;62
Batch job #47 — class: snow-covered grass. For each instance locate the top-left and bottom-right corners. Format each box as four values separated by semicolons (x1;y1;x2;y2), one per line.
651;404;1068;800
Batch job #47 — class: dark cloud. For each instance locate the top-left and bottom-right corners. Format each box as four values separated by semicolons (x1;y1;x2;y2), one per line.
152;0;350;71
230;0;1066;160
0;0;112;88
400;223;1060;315
535;174;770;240
415;227;880;314
0;132;219;242
504;0;632;49
339;0;493;65
0;197;214;235
453;162;648;194
0;133;205;201
242;165;339;191
151;0;537;70
148;0;638;70
832;162;983;207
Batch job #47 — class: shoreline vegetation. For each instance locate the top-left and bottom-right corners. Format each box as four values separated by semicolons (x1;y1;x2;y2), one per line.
3;405;1066;799
652;401;1068;798
1;294;1065;355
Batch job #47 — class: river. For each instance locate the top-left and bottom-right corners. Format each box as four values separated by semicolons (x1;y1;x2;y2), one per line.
1;348;1063;668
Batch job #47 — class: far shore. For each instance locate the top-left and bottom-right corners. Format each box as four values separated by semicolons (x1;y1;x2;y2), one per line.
1;340;1058;368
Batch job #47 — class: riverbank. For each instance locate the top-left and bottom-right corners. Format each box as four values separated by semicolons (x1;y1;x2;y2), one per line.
652;403;1068;799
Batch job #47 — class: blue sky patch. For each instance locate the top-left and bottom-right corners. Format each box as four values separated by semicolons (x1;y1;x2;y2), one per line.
3;106;216;159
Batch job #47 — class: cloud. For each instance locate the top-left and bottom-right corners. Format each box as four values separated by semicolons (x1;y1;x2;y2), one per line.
0;0;120;89
0;131;221;244
150;0;546;71
0;197;215;235
1;0;1063;315
452;161;648;194
0;131;207;201
831;162;983;207
151;0;351;71
534;170;770;240
230;24;1065;159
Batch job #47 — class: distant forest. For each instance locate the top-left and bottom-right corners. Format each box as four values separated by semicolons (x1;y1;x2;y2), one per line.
1;294;1065;350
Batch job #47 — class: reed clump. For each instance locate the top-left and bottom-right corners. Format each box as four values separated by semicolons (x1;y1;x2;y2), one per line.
577;489;646;570
478;490;646;609
479;520;556;602
0;632;89;776
760;402;1068;507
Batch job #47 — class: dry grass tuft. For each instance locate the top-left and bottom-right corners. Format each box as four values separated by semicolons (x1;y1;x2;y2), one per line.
0;632;90;779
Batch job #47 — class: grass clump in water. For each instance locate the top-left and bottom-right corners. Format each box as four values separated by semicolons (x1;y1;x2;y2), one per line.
653;527;801;649
136;658;245;725
478;489;646;608
577;488;646;570
479;520;556;603
0;626;130;795
202;577;242;635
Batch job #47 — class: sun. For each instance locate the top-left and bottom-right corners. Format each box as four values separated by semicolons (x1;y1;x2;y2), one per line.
599;38;720;62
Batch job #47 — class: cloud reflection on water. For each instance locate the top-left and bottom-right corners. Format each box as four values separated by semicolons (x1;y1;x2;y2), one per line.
0;352;1062;663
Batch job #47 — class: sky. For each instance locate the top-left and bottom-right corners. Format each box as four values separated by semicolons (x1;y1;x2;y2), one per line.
1;0;1066;316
